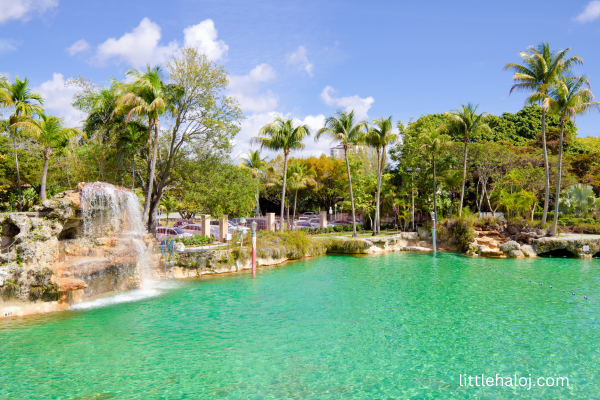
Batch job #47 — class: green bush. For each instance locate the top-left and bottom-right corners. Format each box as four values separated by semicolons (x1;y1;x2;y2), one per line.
444;217;476;252
172;234;214;246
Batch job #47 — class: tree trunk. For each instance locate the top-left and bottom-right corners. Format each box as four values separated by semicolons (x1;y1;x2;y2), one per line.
449;191;454;218
541;108;550;226
280;152;288;232
293;189;298;225
550;120;565;236
12;133;23;212
255;169;260;216
143;117;158;230
432;153;437;220
458;134;468;217
375;147;382;235
40;148;51;201
344;146;357;237
131;154;136;191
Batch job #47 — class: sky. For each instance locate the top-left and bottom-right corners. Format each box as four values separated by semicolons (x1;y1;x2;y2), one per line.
2;0;600;160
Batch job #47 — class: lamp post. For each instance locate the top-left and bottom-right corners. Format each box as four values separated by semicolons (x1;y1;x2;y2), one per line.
251;221;257;278
407;167;420;231
329;207;332;222
334;204;337;220
431;211;436;253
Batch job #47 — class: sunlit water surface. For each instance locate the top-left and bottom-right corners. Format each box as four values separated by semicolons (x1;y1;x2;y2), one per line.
1;252;599;399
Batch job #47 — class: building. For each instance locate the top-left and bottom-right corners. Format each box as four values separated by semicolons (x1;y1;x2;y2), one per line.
330;144;345;158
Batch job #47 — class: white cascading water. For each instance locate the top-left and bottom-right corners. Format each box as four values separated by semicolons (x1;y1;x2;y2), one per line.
79;182;152;283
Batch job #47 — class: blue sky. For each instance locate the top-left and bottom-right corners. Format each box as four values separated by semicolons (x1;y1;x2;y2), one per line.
2;0;600;159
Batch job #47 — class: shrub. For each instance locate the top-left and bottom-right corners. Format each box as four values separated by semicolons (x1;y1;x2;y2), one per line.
172;234;214;246
443;217;476;252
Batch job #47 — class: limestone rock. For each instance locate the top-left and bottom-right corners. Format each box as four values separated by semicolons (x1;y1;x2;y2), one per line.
507;249;523;258
521;245;536;257
58;278;88;291
417;227;430;239
499;241;520;252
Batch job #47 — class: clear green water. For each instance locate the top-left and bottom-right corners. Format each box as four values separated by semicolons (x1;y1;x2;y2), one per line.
1;252;600;399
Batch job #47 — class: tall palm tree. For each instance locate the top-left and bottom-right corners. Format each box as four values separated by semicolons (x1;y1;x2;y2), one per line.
240;149;269;216
316;110;368;237
443;104;491;217
287;161;316;223
419;130;449;221
251;116;311;232
0;77;44;211
118;122;148;190
13;114;83;200
442;170;463;218
365;116;398;235
115;65;173;227
542;75;599;235
504;43;582;225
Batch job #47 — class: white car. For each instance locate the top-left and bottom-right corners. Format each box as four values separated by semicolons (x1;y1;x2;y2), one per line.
293;221;313;230
156;227;192;242
308;218;321;228
303;212;318;217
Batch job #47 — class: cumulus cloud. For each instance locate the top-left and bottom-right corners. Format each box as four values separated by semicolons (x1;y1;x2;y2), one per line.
575;1;600;22
0;38;17;53
232;111;329;160
183;20;228;61
228;64;279;113
287;45;314;76
35;73;85;126
0;0;58;24
94;18;177;68
91;18;227;68
320;86;374;120
67;39;90;55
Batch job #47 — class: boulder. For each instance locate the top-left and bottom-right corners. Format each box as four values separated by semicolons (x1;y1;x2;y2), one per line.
507;225;519;235
521;245;536;258
417;227;430;239
507;249;524;259
499;241;521;252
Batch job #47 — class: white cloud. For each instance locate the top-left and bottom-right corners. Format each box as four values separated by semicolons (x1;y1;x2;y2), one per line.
0;38;17;53
228;64;279;113
35;73;84;126
575;1;600;22
287;45;314;76
67;39;90;55
0;0;57;24
232;111;328;160
183;19;228;61
94;18;177;68
92;18;228;68
320;86;374;120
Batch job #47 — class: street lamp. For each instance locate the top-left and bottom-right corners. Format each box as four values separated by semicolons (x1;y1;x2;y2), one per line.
407;167;420;231
329;207;333;221
251;221;258;278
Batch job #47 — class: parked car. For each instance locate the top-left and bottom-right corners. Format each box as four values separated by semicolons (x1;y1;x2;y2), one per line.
298;216;310;221
308;218;321;228
293;221;313;230
156;227;192;242
180;224;204;235
328;219;348;226
303;212;318;216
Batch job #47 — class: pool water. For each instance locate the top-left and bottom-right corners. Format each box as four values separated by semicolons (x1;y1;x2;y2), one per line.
1;252;599;399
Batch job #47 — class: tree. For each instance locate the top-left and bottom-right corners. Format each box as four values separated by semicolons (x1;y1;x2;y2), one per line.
240;149;269;216
13;114;83;200
159;196;180;225
504;42;582;225
419;130;449;221
252;116;311;232
560;184;596;217
118;123;148;190
0;77;44;211
543;75;600;235
365;116;398;235
316;110;367;237
443;104;491;217
287;160;315;224
441;170;462;218
115;65;173;228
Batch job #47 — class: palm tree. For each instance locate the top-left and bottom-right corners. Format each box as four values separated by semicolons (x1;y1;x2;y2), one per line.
0;77;44;211
240;149;269;216
542;75;599;235
316;110;368;237
118;122;148;190
365;116;398;235
419;130;449;221
442;170;463;218
251;116;311;232
504;43;582;225
287;161;316;224
13;114;83;200
115;65;173;227
159;196;180;226
443;104;491;217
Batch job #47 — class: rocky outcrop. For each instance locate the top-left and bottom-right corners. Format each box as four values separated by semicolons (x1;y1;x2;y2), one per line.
1;183;156;318
531;235;600;259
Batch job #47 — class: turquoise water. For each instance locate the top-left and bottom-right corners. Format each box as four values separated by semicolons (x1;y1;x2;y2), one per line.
1;252;600;399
